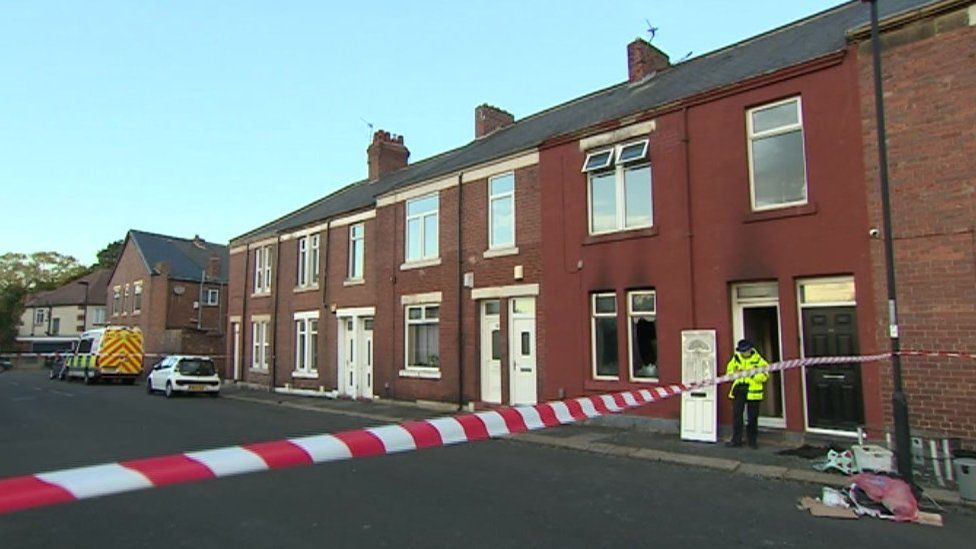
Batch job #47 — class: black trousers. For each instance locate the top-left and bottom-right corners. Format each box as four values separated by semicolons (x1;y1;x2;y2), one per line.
731;385;761;446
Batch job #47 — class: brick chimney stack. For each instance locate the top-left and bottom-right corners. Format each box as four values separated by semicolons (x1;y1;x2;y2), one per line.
207;255;221;278
628;38;670;83
367;130;409;181
475;104;515;138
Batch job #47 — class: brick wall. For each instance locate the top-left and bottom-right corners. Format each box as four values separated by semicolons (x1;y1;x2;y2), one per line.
858;7;976;447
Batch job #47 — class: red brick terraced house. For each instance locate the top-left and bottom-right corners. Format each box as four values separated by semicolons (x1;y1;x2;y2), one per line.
851;0;976;449
108;230;230;370
227;0;965;445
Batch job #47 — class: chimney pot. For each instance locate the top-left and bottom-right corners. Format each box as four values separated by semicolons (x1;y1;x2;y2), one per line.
475;104;515;138
367;129;410;181
627;38;670;83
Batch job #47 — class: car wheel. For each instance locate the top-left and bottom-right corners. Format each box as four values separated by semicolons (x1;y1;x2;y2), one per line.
165;382;174;398
146;379;154;394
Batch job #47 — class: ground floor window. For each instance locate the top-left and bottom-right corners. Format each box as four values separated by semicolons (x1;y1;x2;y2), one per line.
591;293;618;379
294;312;319;373
406;304;439;368
251;320;269;370
628;290;657;380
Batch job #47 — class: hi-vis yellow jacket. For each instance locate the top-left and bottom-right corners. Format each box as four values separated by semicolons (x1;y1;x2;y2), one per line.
725;351;769;401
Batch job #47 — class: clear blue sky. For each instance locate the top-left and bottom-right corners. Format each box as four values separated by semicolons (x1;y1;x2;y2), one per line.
1;1;843;265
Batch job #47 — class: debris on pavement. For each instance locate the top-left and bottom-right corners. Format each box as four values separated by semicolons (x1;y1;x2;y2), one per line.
798;473;943;526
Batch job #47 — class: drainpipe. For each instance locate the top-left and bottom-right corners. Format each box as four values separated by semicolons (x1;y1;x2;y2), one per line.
270;233;283;392
320;221;331;389
457;172;465;411
682;106;697;327
239;243;251;382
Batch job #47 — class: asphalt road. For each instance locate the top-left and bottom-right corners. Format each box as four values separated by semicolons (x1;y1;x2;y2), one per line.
1;368;973;548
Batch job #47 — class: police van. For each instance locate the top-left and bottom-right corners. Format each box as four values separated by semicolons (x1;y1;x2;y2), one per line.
63;326;144;384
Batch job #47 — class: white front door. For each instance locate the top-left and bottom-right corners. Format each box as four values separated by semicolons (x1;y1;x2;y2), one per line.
509;298;537;405
342;318;357;397
358;318;374;399
680;330;718;442
480;301;502;404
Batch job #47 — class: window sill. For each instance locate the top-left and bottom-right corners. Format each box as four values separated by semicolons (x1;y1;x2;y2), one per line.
400;258;441;271
249;367;270;374
483;246;519;259
343;279;365;287
583;226;658;246
398;368;441;379
584;378;662;392
743;202;817;223
293;285;320;294
292;370;319;379
251;292;273;298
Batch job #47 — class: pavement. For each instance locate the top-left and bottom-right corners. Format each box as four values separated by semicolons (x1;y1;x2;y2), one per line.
222;382;975;510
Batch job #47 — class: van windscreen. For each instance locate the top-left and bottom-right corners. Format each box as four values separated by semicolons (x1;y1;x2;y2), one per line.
76;339;94;354
178;359;216;376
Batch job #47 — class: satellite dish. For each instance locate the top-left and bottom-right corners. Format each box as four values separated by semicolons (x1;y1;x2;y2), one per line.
173;286;186;295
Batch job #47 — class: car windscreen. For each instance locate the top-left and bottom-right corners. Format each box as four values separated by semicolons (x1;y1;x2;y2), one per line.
177;359;216;376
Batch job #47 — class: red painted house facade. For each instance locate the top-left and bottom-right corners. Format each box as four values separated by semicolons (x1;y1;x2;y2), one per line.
540;36;883;437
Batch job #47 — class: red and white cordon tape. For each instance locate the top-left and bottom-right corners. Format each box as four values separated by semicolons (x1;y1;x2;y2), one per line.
0;352;903;515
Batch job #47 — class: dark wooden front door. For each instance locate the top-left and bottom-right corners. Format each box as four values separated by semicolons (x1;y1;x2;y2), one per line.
803;307;864;431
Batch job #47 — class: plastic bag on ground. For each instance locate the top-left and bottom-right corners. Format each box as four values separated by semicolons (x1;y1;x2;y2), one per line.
851;473;918;522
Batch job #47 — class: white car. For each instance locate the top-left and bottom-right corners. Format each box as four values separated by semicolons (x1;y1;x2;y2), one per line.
146;355;221;398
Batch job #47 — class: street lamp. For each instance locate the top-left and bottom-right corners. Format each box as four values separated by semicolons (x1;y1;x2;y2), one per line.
77;280;90;332
863;0;912;483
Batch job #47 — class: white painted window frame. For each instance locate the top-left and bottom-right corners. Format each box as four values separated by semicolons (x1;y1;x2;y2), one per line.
627;290;658;382
296;235;320;288
123;284;130;315
584;139;652;235
132;281;143;314
251;320;270;371
112;286;121;316
205;288;219;306
294;310;319;375
488;172;516;250
404;303;440;371
405;193;439;263
591;292;619;380
746;96;808;211
348;222;365;280
34;309;46;324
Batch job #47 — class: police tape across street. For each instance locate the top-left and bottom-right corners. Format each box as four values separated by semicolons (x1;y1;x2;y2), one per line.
0;351;919;515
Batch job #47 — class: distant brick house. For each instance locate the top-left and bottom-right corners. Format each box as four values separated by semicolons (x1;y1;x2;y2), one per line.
226;0;970;446
108;230;229;369
852;0;976;447
17;268;110;355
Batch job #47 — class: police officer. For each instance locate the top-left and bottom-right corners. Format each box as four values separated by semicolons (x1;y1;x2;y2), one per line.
725;339;769;449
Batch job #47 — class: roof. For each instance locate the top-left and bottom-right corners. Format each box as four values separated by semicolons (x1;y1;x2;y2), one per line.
127;230;230;283
235;0;936;243
25;269;111;308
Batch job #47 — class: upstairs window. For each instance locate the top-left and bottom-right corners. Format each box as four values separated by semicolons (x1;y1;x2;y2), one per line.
406;194;438;262
747;97;807;210
112;287;121;315
488;172;515;249
297;234;319;288
583;140;652;235
348;223;365;280
254;245;273;293
205;288;219;306
133;282;143;313
123;284;130;314
34;309;46;324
